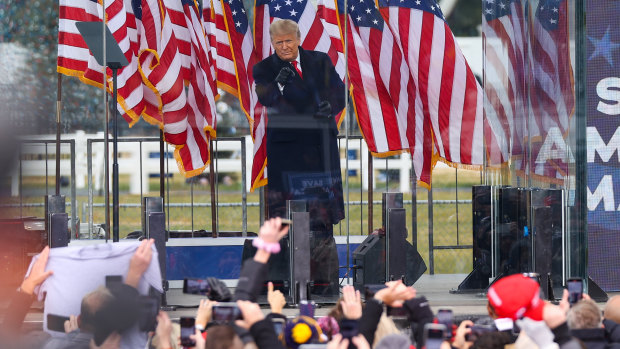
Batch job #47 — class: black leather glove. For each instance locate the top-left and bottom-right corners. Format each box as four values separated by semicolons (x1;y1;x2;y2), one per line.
275;66;295;85
314;100;332;119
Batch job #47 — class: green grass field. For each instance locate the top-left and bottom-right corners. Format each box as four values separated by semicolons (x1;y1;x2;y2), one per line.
0;167;482;274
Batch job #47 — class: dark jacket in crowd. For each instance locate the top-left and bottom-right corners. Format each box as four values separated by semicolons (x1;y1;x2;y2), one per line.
605;319;620;344
249;319;286;349
234;258;269;302
571;328;620;349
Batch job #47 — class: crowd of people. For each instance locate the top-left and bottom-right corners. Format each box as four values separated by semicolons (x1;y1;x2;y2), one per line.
1;217;619;349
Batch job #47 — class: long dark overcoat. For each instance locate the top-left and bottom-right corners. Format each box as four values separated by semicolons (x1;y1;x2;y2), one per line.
253;47;345;228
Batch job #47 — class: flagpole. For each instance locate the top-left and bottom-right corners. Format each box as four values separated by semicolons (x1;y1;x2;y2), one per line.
103;0;110;242
55;73;62;196
343;0;351;284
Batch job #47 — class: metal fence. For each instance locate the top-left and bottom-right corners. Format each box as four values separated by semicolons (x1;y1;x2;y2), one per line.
4;136;478;274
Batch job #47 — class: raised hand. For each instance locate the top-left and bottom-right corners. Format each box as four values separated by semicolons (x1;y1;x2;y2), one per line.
275;66;295;85
21;246;54;295
341;285;362;320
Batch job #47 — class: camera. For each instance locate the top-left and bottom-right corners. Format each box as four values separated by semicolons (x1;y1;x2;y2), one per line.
465;324;495;342
363;284;386;299
183;277;232;301
212;302;242;322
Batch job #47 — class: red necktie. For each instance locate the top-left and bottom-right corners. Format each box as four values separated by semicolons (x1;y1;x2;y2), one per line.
292;61;302;79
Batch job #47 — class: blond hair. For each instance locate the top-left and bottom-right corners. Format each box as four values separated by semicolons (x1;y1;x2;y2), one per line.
269;19;301;39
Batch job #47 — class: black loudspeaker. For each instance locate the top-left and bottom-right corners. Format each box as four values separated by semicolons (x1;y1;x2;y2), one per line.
49;213;69;248
45;195;65;235
382;192;403;228
353;235;385;290
142;197;164;236
352;233;426;291
148;212;167;282
530;188;564;299
386;208;407;281
292;212;311;302
454;185;493;292
496;187;531;276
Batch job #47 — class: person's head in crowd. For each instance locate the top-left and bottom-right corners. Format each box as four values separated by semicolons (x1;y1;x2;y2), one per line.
205;325;244;349
79;286;115;333
317;316;339;341
604;295;620;323
152;312;181;349
567;299;602;329
470;331;513;349
374;333;412;349
327;298;345;322
372;314;401;347
487;274;544;321
283;315;324;348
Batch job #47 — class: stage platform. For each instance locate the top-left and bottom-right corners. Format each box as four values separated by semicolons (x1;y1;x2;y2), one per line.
161;274;491;319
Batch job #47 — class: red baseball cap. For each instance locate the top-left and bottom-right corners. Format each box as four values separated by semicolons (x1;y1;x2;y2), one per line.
487;274;545;321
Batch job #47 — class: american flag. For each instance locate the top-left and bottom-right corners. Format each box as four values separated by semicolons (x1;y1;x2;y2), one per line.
378;0;484;168
166;0;194;81
57;0;100;77
344;0;431;184
139;0;187;128
160;0;219;176
138;0;164;125
217;0;267;191
482;0;525;166
211;0;240;94
527;0;574;182
251;0;346;189
202;0;219;74
57;0;144;125
316;0;345;77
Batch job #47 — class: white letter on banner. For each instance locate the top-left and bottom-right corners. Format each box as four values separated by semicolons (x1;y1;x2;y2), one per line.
587;175;615;211
587;126;620;163
536;127;574;164
597;77;620;115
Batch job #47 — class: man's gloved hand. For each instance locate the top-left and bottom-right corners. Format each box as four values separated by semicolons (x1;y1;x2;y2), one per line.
314;100;332;119
275;66;295;85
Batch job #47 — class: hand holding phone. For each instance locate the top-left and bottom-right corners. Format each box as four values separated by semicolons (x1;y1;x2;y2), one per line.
180;317;196;347
183;278;210;295
212;302;242;322
424;323;447;349
47;313;70;332
340;319;359;339
437;309;454;339
271;318;286;336
567;278;583;305
465;324;495;342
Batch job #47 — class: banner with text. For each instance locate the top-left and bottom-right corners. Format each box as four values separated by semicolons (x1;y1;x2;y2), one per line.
586;1;620;291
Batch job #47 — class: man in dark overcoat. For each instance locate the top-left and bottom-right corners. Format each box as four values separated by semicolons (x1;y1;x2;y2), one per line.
253;19;345;295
